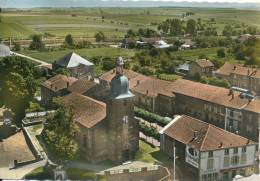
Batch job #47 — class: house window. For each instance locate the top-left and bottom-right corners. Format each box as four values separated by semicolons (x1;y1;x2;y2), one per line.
242;146;247;153
230;110;234;117
225;149;229;155
213;173;218;180
234;147;238;154
224;157;230;167
209;151;213;158
241;154;247;164
231;156;240;165
207;159;214;169
230;119;233;127
223;172;228;180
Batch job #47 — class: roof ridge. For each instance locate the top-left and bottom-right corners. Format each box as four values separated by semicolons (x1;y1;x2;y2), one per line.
199;123;210;150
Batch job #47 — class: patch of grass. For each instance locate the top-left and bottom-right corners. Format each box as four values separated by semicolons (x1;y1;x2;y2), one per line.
151;74;183;82
67;168;107;180
24;166;52;180
24;116;47;123
135;140;171;164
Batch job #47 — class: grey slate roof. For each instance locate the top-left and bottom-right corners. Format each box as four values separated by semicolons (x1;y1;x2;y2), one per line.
178;63;190;71
108;73;135;99
55;52;93;68
0;43;11;57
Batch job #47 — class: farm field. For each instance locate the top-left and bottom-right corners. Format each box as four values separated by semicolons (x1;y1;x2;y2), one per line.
17;46;138;76
173;47;244;66
1;7;260;40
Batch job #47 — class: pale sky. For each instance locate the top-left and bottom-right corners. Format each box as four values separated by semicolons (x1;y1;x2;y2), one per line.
1;0;260;8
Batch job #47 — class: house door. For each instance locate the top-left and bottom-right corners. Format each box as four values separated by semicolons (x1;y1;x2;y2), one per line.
123;149;130;161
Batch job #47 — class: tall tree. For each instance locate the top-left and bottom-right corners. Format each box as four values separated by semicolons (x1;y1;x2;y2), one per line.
186;19;197;36
29;34;45;50
65;34;73;46
0;56;37;123
44;97;79;160
94;31;105;43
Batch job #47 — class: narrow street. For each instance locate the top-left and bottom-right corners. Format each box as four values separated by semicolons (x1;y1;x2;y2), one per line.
10;51;50;66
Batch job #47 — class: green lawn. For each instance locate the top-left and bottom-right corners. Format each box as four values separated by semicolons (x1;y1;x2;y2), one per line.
135;140;171;164
24;166;52;180
67;168;107;180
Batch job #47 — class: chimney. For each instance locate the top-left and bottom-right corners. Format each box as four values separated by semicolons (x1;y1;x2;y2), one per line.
67;82;70;87
218;142;223;148
137;80;140;85
146;90;149;94
233;66;236;70
228;89;234;100
248;69;250;76
246;139;250;145
194;131;198;140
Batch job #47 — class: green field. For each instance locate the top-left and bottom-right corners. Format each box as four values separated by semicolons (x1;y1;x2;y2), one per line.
17;46;138;76
173;47;244;66
1;7;259;40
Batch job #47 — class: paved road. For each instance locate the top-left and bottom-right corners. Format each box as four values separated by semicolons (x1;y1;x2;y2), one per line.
0;160;46;179
10;51;50;66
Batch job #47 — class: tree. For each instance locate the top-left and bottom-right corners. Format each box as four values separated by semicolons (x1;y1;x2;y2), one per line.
29;34;45;50
13;42;21;51
186;19;197;36
193;72;201;82
0;56;38;124
126;29;136;38
44;97;79;160
222;25;234;36
94;31;105;43
102;57;115;70
52;68;70;77
65;34;73;46
217;48;226;58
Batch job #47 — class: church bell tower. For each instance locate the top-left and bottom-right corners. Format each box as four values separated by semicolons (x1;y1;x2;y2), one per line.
107;57;139;164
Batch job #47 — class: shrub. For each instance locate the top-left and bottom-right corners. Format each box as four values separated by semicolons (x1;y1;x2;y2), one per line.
139;122;160;141
134;107;169;127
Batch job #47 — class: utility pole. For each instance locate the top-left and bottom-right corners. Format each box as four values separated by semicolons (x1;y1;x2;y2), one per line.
173;147;176;181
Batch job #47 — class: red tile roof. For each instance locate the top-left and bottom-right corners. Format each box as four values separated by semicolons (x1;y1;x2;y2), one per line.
141;38;162;43
41;75;77;92
62;93;106;128
243;99;260;113
194;59;213;67
132;77;174;98
169;79;251;110
163;115;256;151
182;41;196;46
41;64;52;70
99;68;138;83
216;62;260;78
67;79;97;94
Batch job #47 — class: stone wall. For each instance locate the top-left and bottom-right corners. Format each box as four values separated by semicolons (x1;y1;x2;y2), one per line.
75;121;108;163
104;166;170;181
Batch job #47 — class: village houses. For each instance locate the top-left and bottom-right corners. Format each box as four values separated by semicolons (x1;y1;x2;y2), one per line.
160;115;257;181
215;62;260;96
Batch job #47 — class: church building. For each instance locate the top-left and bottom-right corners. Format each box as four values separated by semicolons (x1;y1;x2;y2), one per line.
61;58;139;164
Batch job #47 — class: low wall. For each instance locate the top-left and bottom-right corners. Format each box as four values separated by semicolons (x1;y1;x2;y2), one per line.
102;166;170;181
18;126;44;168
